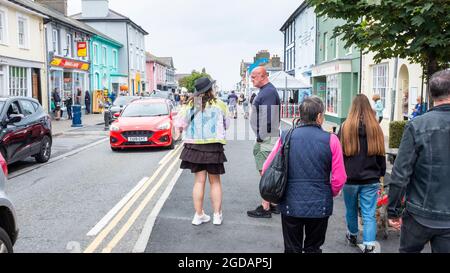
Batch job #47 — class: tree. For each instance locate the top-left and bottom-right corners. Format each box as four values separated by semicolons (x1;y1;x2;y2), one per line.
307;0;450;83
179;70;212;93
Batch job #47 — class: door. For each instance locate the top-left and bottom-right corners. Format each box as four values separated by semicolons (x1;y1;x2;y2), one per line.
2;100;29;163
32;69;42;104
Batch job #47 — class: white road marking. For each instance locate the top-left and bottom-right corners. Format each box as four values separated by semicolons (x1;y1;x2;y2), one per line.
132;169;183;253
86;177;150;237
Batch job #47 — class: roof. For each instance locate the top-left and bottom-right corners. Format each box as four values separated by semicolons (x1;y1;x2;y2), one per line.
71;9;149;35
269;71;310;89
9;0;122;45
10;0;95;35
146;53;175;69
280;1;309;31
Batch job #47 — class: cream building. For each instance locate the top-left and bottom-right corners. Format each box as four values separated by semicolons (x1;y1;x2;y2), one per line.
361;52;426;132
0;0;48;110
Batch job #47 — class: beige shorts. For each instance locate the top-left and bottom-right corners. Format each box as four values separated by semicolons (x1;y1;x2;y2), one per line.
253;137;279;171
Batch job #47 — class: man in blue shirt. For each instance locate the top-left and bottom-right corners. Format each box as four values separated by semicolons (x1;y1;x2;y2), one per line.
228;91;239;119
247;66;281;218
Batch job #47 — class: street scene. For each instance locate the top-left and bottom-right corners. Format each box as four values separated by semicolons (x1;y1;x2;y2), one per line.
0;0;449;256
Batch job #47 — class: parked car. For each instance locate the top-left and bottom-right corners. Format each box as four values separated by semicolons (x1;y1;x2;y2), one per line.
0;97;52;165
110;99;177;151
104;96;141;125
0;153;19;253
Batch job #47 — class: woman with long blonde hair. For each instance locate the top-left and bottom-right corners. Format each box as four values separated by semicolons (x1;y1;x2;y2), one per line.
338;94;386;253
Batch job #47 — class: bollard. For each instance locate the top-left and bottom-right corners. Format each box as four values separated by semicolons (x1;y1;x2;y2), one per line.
71;105;83;128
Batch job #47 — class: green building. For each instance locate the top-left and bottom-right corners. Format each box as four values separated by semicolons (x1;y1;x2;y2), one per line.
312;16;361;126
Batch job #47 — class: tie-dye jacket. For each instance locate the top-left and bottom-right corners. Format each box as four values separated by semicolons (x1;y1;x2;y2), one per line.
174;100;230;144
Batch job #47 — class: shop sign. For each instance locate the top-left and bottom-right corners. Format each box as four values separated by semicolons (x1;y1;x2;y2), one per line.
77;42;87;57
51;57;90;71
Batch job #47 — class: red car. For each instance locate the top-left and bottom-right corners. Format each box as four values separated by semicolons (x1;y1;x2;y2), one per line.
110;98;177;151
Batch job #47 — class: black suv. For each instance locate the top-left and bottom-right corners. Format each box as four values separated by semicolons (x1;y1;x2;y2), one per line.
0;97;52;165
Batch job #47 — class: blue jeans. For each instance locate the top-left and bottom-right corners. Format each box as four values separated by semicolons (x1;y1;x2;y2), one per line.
343;183;379;246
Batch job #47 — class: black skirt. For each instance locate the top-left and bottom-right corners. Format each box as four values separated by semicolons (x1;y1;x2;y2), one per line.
180;143;227;175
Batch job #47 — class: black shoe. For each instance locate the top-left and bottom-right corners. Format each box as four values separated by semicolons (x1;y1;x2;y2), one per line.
247;205;272;218
346;233;357;247
270;204;280;214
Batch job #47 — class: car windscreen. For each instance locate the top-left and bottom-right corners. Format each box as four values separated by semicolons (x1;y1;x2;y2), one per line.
0;101;4;113
113;96;138;106
121;103;169;117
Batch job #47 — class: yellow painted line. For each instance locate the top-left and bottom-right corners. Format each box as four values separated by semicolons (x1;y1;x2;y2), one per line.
83;144;183;253
101;157;181;253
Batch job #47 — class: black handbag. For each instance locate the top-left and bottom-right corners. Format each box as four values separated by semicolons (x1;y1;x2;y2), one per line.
259;128;294;204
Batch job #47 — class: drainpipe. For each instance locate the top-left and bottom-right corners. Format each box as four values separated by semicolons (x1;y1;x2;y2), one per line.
126;23;131;95
390;57;399;121
44;24;51;113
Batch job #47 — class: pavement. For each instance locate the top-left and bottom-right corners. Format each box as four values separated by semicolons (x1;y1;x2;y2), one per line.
51;113;105;137
145;112;405;253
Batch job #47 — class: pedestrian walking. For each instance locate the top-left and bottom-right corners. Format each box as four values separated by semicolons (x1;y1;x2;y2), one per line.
338;94;386;253
388;70;450;253
76;88;82;105
261;96;347;253
52;88;62;120
65;95;73;120
372;94;384;123
227;91;239;119
85;90;91;114
247;66;281;219
174;77;230;226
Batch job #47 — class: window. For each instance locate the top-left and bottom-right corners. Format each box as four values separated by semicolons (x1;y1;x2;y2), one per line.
18;16;28;48
326;74;338;115
94;73;99;90
7;101;22;118
93;43;98;65
52;29;59;54
102;46;107;65
66;34;73;57
9;66;28;97
112;50;118;68
0;9;7;44
0;66;5;96
323;32;328;61
20;100;36;116
373;64;388;108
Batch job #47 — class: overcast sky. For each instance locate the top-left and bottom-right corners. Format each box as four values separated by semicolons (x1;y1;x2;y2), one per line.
68;0;301;90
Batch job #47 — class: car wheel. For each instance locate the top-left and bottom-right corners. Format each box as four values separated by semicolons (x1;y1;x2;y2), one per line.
35;136;52;163
168;137;175;150
111;147;119;152
0;227;13;253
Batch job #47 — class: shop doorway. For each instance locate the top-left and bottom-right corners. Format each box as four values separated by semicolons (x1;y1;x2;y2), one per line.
32;69;42;104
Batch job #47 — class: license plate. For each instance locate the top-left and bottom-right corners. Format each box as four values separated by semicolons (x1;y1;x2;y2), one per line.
128;137;148;142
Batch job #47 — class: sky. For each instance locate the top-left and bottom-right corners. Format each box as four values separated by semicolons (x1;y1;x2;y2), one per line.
68;0;301;90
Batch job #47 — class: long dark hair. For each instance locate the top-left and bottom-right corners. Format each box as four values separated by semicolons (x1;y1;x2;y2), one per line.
187;89;217;112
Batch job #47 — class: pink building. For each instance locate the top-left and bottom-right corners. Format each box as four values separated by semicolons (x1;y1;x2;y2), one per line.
146;53;176;92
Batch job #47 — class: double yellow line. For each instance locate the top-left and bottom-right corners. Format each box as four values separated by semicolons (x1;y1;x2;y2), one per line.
84;144;184;253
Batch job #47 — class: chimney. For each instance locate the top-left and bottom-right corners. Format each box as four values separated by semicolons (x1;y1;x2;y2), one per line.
35;0;68;16
82;0;110;18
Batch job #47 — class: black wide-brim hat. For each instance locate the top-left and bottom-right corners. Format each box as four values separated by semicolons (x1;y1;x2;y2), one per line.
194;77;216;96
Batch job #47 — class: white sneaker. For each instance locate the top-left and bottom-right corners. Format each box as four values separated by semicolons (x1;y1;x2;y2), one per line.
213;212;223;225
192;212;211;226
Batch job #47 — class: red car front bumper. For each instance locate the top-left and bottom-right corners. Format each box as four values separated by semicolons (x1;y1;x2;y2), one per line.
110;129;173;148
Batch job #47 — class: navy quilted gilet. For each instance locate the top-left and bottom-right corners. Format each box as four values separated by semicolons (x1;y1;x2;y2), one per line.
279;125;333;218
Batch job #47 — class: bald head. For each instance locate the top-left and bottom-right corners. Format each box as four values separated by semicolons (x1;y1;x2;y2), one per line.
251;66;270;88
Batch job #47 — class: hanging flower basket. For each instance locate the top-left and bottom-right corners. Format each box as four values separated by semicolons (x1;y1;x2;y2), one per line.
120;85;129;91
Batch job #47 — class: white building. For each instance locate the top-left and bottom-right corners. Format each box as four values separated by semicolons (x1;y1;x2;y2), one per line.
280;1;315;93
72;0;149;95
361;53;425;128
0;0;47;108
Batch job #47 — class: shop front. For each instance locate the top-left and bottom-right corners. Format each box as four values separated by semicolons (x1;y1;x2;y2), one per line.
312;60;360;126
49;57;90;112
